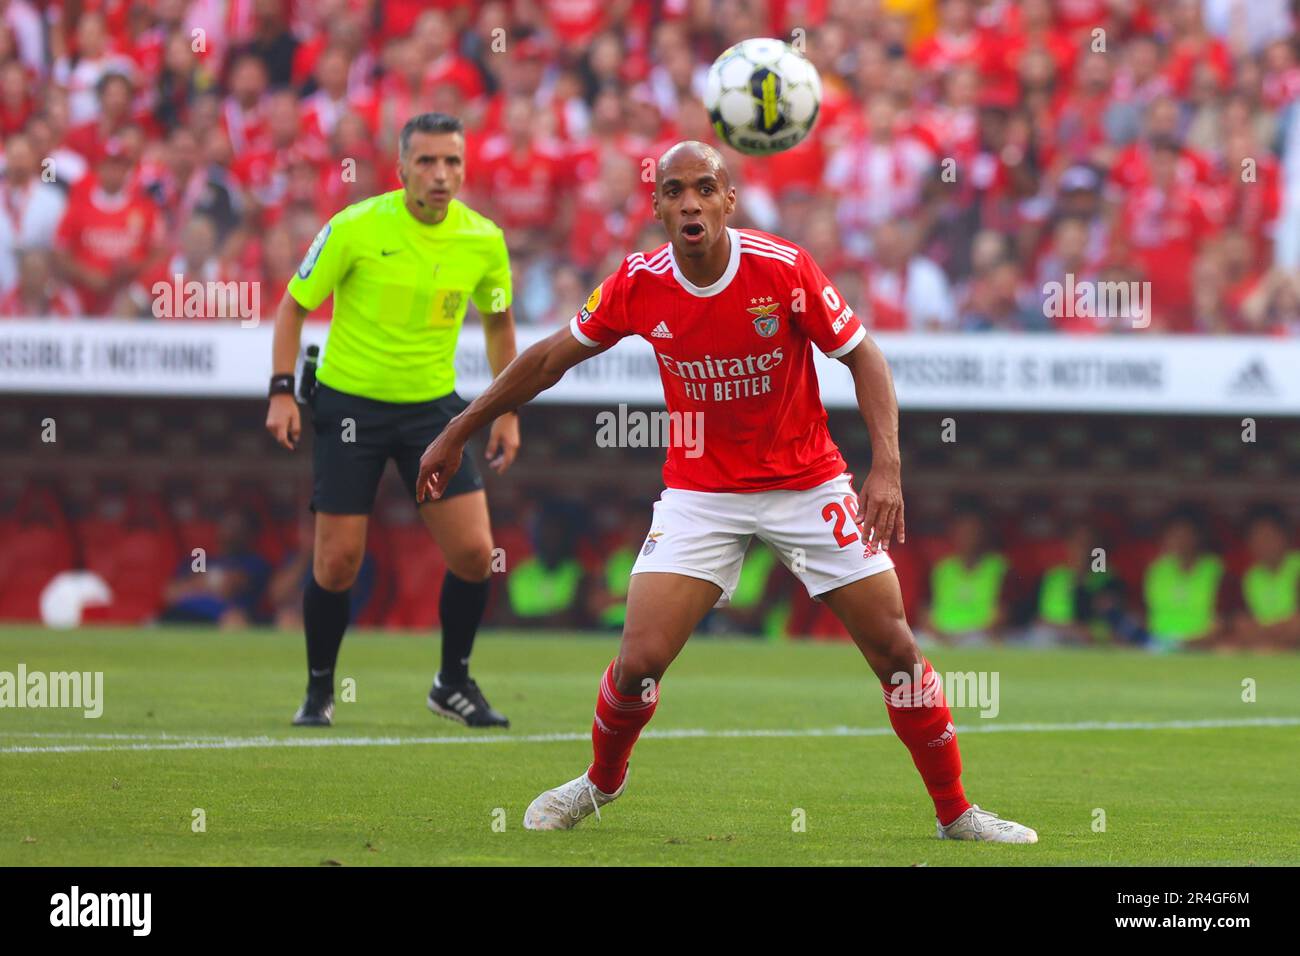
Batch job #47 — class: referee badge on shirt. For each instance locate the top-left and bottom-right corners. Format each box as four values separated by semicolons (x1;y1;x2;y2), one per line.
297;224;331;279
578;285;601;323
748;297;781;337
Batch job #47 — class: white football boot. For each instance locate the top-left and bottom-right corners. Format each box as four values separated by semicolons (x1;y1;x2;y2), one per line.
937;804;1038;843
523;770;627;830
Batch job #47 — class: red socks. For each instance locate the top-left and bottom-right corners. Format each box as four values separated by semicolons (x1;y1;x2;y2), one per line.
881;659;971;826
587;659;657;794
582;657;968;824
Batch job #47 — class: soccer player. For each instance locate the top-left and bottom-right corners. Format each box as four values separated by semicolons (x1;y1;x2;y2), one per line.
266;112;516;729
416;141;1037;842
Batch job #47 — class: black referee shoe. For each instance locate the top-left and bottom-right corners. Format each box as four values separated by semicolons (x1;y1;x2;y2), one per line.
292;687;335;727
428;676;510;729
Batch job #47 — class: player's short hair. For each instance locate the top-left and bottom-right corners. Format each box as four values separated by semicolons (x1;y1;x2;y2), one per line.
656;140;732;192
399;112;464;158
1244;503;1287;530
1165;503;1204;528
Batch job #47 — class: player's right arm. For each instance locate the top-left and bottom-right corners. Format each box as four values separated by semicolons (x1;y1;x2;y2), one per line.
416;328;611;501
265;291;309;450
265;218;351;451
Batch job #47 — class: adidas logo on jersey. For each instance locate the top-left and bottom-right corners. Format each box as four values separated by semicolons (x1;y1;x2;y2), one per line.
651;321;673;339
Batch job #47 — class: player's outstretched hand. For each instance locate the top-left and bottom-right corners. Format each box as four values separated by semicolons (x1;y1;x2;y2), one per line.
484;413;520;474
855;466;905;551
417;431;464;503
265;394;301;450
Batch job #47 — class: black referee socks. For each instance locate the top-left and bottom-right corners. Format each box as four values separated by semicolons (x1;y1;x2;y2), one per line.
304;576;351;693
438;570;490;686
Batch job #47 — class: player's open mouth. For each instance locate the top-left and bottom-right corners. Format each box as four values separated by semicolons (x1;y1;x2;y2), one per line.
681;222;706;243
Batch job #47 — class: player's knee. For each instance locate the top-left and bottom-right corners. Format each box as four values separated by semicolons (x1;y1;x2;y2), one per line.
874;615;921;676
314;548;363;591
614;646;668;696
446;541;494;581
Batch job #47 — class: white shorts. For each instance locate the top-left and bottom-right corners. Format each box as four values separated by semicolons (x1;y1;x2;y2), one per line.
631;473;896;606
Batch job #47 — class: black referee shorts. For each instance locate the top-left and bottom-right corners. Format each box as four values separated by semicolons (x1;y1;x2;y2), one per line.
309;383;484;514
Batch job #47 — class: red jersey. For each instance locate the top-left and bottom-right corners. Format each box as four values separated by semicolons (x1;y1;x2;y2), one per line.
55;183;163;314
569;228;866;493
476;137;566;231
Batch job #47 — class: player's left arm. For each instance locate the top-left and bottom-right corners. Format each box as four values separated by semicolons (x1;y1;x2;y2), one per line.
481;306;519;473
474;229;520;474
837;336;905;551
795;254;905;549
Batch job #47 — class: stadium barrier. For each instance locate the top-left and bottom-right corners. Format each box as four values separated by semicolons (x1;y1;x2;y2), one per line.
2;320;1299;415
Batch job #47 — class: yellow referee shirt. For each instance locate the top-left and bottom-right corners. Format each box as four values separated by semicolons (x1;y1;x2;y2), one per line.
287;191;512;403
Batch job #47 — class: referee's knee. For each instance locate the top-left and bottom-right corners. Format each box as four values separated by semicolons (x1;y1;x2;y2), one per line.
445;542;494;582
314;550;363;592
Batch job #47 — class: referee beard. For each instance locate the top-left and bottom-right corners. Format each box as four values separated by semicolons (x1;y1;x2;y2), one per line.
265;114;519;729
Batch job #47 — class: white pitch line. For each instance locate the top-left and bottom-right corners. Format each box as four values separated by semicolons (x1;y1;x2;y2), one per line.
0;731;233;741
2;716;1297;755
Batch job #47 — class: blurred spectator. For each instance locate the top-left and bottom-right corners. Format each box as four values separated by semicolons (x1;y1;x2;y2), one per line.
229;0;299;90
920;502;1009;643
1143;506;1226;648
1112;137;1217;330
505;502;587;629
824;93;935;260
0;131;67;292
704;541;789;639
221;52;271;157
64;70;141;166
161;512;270;627
586;505;644;631
52;140;164;315
120;213;232;319
0;0;1291;333
536;262;585;326
143;126;242;243
1028;523;1146;645
153;26;216;132
267;515;373;630
1;0;45;76
862;220;956;331
0;247;81;317
0;57;33;135
50;11;136;125
1239;266;1300;335
1223;506;1300;651
962;255;1048;331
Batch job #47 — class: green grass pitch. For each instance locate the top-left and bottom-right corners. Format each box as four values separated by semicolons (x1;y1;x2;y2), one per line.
1;626;1298;866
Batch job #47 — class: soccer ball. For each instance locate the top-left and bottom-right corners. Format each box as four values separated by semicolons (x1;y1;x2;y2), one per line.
703;38;823;156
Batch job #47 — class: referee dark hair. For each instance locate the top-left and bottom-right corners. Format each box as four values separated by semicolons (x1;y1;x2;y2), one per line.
266;112;519;728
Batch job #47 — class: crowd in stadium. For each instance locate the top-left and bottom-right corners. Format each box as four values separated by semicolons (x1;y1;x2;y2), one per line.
1;0;1298;333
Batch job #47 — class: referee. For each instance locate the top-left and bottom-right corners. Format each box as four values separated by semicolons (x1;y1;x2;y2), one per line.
266;112;517;728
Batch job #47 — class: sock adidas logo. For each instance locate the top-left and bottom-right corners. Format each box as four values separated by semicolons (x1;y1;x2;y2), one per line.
651;321;672;338
927;721;956;748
